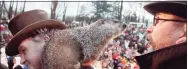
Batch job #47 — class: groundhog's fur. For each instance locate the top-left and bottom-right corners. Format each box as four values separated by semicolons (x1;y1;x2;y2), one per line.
41;19;120;69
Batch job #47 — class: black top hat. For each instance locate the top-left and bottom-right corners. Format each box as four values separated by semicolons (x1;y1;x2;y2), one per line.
144;1;187;19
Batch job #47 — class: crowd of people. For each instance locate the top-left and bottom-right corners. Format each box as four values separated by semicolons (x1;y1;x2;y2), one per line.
98;24;150;69
0;18;12;47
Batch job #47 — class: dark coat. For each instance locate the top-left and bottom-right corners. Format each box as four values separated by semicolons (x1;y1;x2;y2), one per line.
135;42;187;69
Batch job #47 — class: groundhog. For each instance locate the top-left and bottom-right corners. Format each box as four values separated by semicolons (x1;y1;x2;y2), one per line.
41;19;120;69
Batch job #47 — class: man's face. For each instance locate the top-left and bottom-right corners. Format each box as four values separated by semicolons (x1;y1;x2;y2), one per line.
147;12;185;50
18;35;46;69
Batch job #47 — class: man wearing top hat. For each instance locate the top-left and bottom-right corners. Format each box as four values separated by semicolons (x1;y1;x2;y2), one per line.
5;9;120;69
135;1;187;69
5;10;66;69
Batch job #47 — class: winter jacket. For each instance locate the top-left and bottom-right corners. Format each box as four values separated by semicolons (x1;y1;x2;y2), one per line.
135;42;187;69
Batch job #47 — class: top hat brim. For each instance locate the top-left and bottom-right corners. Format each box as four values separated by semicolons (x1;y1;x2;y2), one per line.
6;20;66;56
144;2;187;19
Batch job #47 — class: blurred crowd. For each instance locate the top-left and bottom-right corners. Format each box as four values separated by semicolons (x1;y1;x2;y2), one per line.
0;18;12;48
99;24;151;69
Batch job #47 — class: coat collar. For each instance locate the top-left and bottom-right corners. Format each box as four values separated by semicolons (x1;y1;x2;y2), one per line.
135;42;187;69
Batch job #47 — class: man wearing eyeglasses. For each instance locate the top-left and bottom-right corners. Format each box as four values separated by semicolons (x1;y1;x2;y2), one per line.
135;2;187;69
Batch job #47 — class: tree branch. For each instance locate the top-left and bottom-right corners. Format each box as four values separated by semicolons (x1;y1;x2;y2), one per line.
22;0;26;12
15;1;18;15
2;1;8;13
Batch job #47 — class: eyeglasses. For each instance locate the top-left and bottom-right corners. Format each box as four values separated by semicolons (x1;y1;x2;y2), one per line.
153;17;187;26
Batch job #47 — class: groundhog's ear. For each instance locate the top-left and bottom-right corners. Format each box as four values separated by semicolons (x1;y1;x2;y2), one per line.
43;35;50;41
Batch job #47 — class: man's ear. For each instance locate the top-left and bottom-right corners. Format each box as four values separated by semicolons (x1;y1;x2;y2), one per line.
176;24;187;44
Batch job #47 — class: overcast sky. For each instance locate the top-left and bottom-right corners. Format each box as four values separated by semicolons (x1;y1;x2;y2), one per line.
4;0;174;22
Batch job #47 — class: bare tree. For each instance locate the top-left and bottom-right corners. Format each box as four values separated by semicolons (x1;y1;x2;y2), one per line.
14;1;18;16
75;1;80;21
21;0;26;13
0;2;3;19
75;4;92;23
50;1;68;21
1;1;25;19
2;1;14;19
62;2;68;21
50;0;58;19
91;0;112;21
119;0;123;21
